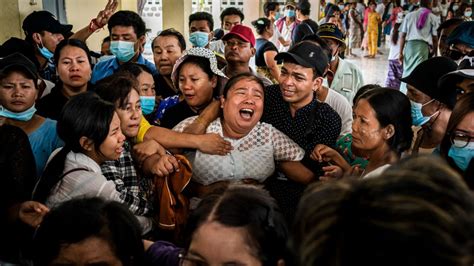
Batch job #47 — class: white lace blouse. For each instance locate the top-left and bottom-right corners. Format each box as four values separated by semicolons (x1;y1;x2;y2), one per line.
173;116;305;185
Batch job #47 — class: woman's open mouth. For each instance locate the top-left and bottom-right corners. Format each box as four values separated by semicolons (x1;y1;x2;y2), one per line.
239;108;254;120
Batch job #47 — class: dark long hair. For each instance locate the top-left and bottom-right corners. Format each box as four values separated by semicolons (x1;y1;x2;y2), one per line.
32;197;144;266
440;93;474;185
362;88;413;156
391;23;402;45
33;92;115;203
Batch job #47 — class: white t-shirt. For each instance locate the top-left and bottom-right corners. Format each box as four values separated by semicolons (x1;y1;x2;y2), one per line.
279;21;295;52
324;88;353;137
270;23;282;49
388;32;401;60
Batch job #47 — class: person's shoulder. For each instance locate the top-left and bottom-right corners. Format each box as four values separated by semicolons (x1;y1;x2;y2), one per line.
328;88;350;103
93;56;116;69
339;58;362;72
317;101;342;119
264;84;282;98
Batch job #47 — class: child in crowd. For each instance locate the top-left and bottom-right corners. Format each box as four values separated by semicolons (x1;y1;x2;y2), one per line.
385;12;405;89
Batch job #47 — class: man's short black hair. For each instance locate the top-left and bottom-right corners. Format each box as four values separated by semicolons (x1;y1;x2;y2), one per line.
153;28;186;52
297;1;311;16
189;11;214;31
264;2;280;17
220;7;244;23
108;11;147;38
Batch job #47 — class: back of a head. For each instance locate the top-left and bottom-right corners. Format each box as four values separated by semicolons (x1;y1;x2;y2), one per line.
185;185;288;265
291;156;474;266
264;2;279;17
251;17;272;35
297;0;311;16
33;197;144;266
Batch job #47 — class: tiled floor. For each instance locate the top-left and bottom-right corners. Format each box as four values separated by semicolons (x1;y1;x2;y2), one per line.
345;42;390;86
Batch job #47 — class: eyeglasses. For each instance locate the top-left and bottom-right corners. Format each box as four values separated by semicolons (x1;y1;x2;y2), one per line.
450;131;474;148
224;40;250;48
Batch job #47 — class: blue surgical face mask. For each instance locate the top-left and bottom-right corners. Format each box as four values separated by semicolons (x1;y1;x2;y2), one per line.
0;105;36;121
285;9;296;17
448;142;474;171
140;96;156;115
339;5;345;10
110;40;136;62
452;4;459;11
38;45;54;61
410;99;437;126
465;11;472;17
189;31;210;48
274;11;281;20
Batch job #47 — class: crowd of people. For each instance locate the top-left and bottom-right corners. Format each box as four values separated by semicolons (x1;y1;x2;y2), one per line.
0;0;474;265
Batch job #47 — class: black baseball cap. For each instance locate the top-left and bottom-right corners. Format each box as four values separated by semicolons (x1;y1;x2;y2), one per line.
400;57;458;109
317;23;345;46
274;42;329;76
0;52;39;82
22;11;72;36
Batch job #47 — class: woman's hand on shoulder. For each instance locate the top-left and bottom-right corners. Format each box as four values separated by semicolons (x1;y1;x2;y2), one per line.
196;134;233;155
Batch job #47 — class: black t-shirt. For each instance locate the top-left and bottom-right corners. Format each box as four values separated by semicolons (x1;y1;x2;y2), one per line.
255;38;278;67
160;100;197;129
292;19;319;45
262;84;341;176
36;85;69;121
154;73;178;99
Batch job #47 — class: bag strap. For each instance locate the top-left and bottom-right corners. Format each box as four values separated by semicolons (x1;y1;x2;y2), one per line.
60;168;88;178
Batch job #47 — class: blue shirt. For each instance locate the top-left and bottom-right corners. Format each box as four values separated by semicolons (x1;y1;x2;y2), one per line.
28;118;64;177
90;54;158;84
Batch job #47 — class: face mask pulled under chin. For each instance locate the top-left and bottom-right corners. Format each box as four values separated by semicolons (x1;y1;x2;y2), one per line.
38;45;54;61
0;105;37;121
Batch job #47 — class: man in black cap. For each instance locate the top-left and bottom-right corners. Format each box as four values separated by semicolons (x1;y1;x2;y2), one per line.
262;41;342;223
11;1;117;84
21;10;72;83
317;23;364;104
400;56;458;154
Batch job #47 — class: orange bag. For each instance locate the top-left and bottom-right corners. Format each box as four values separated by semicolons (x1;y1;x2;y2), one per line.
153;154;192;233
